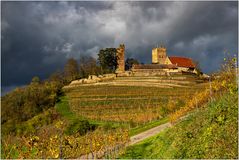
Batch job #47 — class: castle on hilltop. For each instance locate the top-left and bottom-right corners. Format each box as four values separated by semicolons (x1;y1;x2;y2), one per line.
116;44;198;76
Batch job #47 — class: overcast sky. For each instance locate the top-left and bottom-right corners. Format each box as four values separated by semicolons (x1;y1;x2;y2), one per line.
1;1;238;94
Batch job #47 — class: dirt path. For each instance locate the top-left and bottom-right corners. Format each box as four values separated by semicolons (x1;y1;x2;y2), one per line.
129;122;172;145
79;122;172;159
79;120;186;158
129;114;191;146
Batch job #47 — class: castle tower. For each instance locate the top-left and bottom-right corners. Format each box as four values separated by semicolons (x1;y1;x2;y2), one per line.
116;44;125;73
152;45;167;64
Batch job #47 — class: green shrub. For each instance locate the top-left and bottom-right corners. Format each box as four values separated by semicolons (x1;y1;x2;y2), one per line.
65;119;97;135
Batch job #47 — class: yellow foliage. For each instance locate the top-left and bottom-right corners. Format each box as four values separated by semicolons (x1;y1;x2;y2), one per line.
170;56;237;122
1;127;130;159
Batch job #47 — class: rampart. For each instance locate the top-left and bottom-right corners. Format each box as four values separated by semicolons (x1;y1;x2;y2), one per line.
69;74;116;86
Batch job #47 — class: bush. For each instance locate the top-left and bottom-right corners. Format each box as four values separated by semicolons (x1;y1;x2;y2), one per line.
65;119;97;135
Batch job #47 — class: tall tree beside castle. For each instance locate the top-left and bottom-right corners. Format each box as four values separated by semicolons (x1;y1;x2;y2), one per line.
125;58;139;70
98;48;118;73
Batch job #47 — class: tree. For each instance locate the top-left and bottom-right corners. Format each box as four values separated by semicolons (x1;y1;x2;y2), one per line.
98;48;118;73
79;55;101;78
48;71;63;84
125;58;139;70
31;76;40;85
63;58;79;83
47;71;65;98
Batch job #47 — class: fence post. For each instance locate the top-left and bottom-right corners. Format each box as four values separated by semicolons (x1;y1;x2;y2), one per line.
195;96;198;112
234;54;238;84
59;128;63;159
209;76;212;101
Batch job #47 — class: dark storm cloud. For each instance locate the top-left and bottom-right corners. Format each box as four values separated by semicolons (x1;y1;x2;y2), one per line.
1;1;238;93
2;2;66;87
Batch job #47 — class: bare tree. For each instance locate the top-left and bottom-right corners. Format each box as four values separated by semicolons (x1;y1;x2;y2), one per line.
64;58;79;83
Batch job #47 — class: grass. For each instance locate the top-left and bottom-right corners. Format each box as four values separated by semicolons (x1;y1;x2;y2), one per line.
55;96;78;121
129;117;169;136
55;96;97;135
119;90;238;159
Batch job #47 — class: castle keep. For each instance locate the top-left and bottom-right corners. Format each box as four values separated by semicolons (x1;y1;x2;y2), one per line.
152;46;167;64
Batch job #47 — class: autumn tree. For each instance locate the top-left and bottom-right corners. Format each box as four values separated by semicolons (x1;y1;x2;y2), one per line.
63;58;79;83
125;58;139;70
1;75;62;135
45;71;65;101
48;71;64;83
98;48;118;73
31;76;40;85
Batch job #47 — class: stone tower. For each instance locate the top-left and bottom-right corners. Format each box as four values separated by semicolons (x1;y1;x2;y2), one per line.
152;45;167;64
116;44;125;73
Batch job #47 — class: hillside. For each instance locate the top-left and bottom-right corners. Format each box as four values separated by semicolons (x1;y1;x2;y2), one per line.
120;78;238;158
1;64;237;159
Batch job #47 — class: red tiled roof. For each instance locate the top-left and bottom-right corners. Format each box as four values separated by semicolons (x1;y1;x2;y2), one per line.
168;56;195;68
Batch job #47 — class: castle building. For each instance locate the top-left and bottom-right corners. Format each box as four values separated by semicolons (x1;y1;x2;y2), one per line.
152;46;167;64
116;44;197;75
151;46;196;72
131;46;197;75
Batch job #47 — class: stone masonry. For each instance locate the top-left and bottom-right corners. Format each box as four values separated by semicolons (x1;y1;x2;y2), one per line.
116;44;125;73
152;46;167;64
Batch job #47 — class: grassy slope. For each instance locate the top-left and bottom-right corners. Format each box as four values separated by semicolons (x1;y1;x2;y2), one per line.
120;91;238;159
55;96;77;121
129;117;169;136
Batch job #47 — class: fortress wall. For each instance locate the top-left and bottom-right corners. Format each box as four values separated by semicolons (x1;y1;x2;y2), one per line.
69;74;116;86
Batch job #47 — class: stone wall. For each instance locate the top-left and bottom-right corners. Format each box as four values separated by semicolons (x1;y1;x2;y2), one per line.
69;74;116;86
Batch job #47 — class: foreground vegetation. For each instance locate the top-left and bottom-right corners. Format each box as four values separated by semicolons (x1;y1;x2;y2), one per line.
1;95;130;159
120;57;238;159
120;89;238;159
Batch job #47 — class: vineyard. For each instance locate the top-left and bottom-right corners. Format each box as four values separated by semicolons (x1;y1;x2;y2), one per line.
63;75;208;125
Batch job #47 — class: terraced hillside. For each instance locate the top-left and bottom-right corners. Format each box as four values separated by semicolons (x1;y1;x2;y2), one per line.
63;74;208;125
